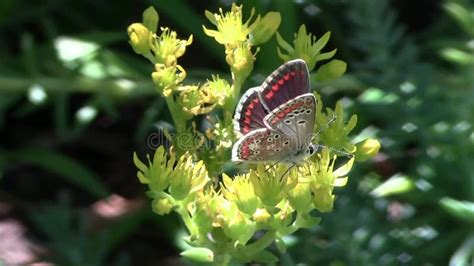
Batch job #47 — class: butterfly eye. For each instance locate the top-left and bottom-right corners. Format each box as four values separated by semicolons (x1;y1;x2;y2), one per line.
254;150;260;154
284;120;291;124
256;139;261;144
274;134;280;139
306;109;312;114
275;148;281;152
267;137;273;142
297;120;306;125
284;141;289;145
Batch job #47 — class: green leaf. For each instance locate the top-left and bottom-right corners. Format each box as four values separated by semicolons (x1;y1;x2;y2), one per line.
249;12;281;46
450;234;474;266
312;31;331;54
314;59;347;82
8;148;110;198
180;247;214;262
370;175;415;197
133;152;148;174
276;32;294;53
443;3;474;36
440;48;474;65
314;48;337;62
295;215;321;229
440;197;474;223
142;6;159;32
204;10;217;25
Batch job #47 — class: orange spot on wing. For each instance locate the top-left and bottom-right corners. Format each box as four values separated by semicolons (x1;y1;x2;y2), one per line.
265;91;274;99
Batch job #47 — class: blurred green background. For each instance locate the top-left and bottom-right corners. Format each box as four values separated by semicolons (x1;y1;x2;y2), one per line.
0;0;473;265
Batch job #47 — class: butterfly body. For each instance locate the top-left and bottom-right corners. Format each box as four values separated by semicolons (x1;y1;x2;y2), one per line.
232;59;318;164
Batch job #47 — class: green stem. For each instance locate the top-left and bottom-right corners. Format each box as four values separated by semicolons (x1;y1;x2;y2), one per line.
176;200;198;236
214;253;232;266
223;70;246;127
164;95;189;155
240;230;276;257
165;96;186;133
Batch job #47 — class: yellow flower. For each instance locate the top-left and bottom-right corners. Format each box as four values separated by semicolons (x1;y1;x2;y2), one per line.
151;27;193;66
133;146;174;192
178;85;217;116
151;63;186;97
169;152;209;200
226;42;254;78
286;182;313;213
190;190;216;237
306;149;353;212
203;3;253;47
222;173;260;215
249;164;298;209
202;76;232;106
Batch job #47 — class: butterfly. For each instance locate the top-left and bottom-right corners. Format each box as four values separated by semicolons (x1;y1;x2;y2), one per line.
232;59;318;165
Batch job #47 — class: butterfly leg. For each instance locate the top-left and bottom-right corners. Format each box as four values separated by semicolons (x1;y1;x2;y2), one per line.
279;163;296;180
264;160;282;174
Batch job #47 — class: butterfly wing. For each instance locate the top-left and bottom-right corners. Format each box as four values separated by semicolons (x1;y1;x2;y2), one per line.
259;59;311;110
263;93;316;150
233;87;269;135
231;127;294;162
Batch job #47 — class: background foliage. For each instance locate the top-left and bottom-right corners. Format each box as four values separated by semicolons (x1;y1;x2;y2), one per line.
0;0;472;265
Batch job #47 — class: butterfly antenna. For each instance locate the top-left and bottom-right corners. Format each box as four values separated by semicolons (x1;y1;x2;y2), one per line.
314;144;354;158
313;113;337;142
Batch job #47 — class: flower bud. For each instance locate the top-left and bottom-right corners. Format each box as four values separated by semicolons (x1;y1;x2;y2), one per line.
253;208;271;223
152;197;173;215
355;138;381;162
128;23;151;55
226;43;254;79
